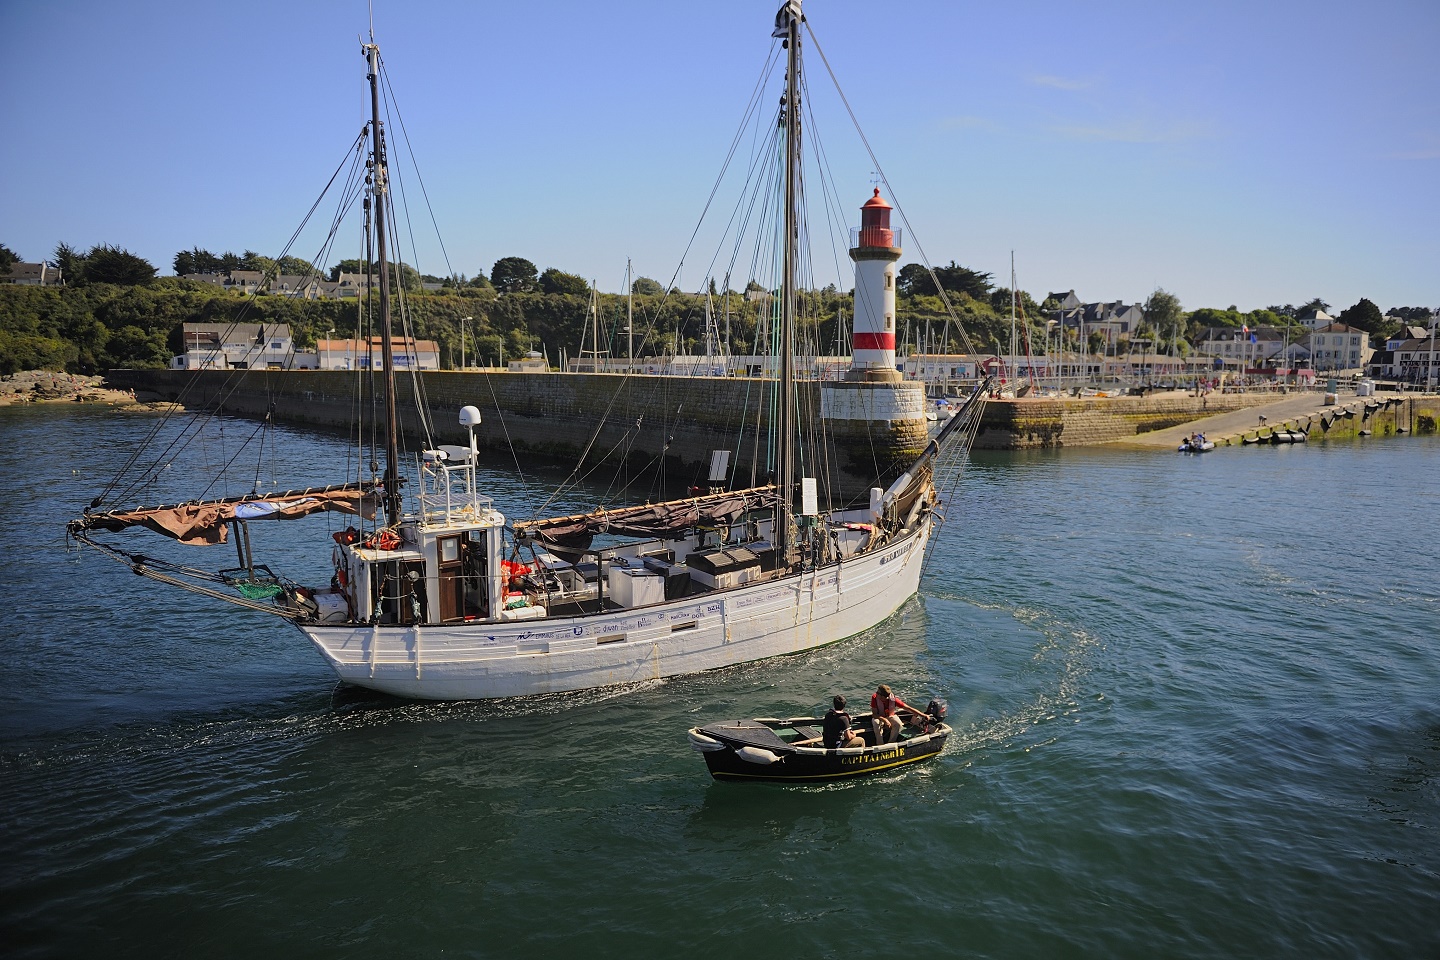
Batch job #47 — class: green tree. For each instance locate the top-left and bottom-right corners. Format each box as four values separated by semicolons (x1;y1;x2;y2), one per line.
1187;308;1243;338
1143;288;1183;344
0;330;74;373
173;247;227;275
1337;297;1389;343
538;267;589;296
327;258;420;289
989;287;1042;317
1298;297;1331;314
897;261;992;299
103;324;169;367
1387;306;1434;324
0;243;19;274
53;243;84;284
631;276;664;296
242;250;276;277
1245;308;1285;329
491;257;539;293
82;245;157;285
275;256;318;277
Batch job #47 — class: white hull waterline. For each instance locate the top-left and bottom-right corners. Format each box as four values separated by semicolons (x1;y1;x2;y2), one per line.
300;523;928;700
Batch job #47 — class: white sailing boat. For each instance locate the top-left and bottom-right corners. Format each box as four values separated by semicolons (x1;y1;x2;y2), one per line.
68;3;989;701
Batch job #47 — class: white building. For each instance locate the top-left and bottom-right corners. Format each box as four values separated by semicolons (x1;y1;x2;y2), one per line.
1302;322;1371;373
315;336;440;371
1296;307;1333;330
1192;326;1288;367
171;323;296;370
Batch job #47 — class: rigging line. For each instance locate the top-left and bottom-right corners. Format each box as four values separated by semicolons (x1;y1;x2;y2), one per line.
527;358;646;520
656;42;784;300
478;368;527;484
372;90;441;455
373;178;439;455
254;405;274;492
617;43;784;360
804;22;977;358
530;416;641;515
194;417;271;502
697;86;787;295
78;543;303;618
800;75;853;307
97;132;371;508
379;60;459;280
717;119;784;307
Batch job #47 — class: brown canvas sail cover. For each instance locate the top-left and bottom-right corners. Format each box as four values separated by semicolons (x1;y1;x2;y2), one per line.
72;484;381;545
515;486;777;550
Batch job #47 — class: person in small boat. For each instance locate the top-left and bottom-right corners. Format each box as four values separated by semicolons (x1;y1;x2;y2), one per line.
822;695;864;749
871;684;926;744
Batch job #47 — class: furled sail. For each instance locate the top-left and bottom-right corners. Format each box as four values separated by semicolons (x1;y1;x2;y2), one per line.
70;483;381;546
514;485;778;549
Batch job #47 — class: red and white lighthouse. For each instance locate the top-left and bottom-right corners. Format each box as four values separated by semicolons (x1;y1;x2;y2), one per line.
848;188;903;381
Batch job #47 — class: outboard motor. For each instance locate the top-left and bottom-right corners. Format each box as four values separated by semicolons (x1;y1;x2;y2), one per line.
926;699;948;727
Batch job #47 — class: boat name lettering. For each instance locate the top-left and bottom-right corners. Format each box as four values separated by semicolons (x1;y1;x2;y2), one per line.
842;749;900;765
878;546;906;565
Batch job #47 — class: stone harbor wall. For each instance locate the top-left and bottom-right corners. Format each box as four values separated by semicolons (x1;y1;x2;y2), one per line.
105;370;930;501
104;371;1439;489
974;393;1272;448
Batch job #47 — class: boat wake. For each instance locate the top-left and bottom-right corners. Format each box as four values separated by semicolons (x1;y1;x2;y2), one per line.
917;590;1105;762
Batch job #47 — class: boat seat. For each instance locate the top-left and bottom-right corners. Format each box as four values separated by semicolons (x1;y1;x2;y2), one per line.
790;725;821;742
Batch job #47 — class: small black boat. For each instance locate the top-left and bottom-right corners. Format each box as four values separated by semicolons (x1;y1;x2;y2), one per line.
687;704;951;783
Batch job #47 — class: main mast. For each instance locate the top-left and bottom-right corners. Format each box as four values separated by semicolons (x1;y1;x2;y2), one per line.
364;40;402;525
776;0;801;564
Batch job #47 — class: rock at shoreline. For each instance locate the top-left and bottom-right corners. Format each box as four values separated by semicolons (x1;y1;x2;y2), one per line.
0;370;140;406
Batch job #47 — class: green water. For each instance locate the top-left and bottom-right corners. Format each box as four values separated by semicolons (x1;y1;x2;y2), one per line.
3;406;1437;958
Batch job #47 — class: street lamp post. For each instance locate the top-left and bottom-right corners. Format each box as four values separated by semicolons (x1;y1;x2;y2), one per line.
1427;319;1436;393
459;316;473;370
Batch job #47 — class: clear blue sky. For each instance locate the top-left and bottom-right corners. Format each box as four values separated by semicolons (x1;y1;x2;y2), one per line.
3;0;1436;315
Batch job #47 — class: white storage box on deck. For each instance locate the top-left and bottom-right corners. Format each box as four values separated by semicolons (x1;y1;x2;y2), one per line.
313;590;350;623
608;567;665;608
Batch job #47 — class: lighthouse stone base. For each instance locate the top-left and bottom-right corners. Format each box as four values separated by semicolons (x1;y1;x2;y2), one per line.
820;379;931;494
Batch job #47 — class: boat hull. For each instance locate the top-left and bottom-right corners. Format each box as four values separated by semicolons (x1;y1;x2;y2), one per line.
296;522;931;700
688;719;950;782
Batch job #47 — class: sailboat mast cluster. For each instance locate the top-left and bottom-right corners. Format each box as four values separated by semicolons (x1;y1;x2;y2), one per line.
365;40;402;526
777;0;801;565
66;1;991;702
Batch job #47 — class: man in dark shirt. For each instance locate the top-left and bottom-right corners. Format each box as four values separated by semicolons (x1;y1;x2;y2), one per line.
822;694;865;749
